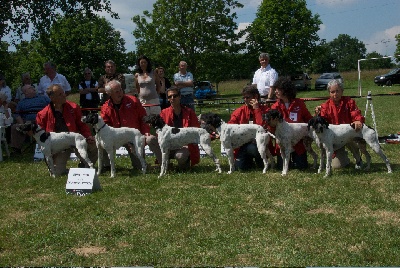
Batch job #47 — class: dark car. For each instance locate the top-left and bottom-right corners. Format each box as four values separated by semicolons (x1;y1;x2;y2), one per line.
374;68;400;86
315;72;343;90
291;72;312;91
194;81;217;99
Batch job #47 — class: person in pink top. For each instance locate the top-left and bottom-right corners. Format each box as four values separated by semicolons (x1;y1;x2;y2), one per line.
316;79;365;168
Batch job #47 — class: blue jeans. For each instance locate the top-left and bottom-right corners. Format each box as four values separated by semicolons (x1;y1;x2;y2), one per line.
180;93;195;111
235;142;263;171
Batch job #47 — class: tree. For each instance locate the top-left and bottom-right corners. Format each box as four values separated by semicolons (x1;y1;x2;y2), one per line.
0;0;117;41
246;0;321;76
132;0;244;81
361;52;394;70
39;13;127;89
310;39;336;73
395;33;400;63
6;40;47;90
328;34;366;72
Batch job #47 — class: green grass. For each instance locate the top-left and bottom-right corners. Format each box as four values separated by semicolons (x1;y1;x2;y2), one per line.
1;71;400;266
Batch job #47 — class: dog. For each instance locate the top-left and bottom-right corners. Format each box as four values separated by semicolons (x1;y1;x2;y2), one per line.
143;114;221;178
82;113;146;178
200;112;275;174
17;122;94;177
307;115;392;177
263;109;318;176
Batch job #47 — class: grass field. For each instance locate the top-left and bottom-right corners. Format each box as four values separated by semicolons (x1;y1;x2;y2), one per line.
0;70;399;266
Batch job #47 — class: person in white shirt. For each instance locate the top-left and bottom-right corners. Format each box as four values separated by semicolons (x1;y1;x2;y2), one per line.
37;61;71;96
14;72;38;102
174;61;195;111
252;53;278;101
0;74;12;103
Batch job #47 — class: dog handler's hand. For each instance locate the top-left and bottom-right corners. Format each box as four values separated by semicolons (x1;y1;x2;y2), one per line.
315;106;321;116
250;99;259;109
351;121;363;132
86;136;96;144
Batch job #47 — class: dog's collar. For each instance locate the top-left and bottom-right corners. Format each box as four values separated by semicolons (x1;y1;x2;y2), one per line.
96;123;106;133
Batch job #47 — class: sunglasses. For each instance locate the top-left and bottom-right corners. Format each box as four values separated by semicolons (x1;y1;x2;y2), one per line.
167;94;180;99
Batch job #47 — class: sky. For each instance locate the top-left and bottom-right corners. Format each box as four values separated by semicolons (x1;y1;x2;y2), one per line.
96;0;400;57
4;0;400;58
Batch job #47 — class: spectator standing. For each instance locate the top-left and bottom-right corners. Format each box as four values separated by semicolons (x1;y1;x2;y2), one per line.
173;61;195;111
228;85;270;171
158;86;201;169
156;67;171;110
36;84;97;175
14;72;38;102
97;60;126;105
271;76;312;170
135;55;161;115
252;53;278;101
79;67;100;115
37;62;71;96
316;79;365;168
10;85;50;154
0;74;12;103
101;80;161;170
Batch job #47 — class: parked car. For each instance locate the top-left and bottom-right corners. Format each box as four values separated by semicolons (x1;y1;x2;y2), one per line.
315;72;343;90
291;72;312;91
374;68;400;86
194;81;217;99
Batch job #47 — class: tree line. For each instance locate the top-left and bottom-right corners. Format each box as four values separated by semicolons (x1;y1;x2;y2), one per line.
1;0;398;92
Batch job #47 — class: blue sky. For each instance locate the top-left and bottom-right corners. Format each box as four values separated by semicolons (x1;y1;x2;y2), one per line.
97;0;399;57
6;0;400;58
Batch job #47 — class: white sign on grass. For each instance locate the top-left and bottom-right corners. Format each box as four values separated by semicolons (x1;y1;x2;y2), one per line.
66;168;101;196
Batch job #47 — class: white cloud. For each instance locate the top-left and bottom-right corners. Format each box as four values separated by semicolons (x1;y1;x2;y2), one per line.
315;0;358;6
364;25;400;56
318;24;326;35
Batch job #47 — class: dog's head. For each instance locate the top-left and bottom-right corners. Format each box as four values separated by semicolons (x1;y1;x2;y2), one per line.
143;114;166;130
307;116;329;133
16;121;40;133
263;109;283;126
82;113;100;125
198;112;222;134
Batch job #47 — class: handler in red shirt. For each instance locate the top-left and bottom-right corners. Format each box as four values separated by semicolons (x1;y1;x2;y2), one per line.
271;76;313;170
100;80;161;170
158;86;201;169
228;84;270;171
316;79;365;168
36;84;97;175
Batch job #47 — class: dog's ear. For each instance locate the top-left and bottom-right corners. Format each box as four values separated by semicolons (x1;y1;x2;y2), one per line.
171;128;180;134
39;132;50;143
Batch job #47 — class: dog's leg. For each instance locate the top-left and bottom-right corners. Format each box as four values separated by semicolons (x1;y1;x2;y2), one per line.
324;144;334;178
45;156;56;178
304;137;318;169
128;139;147;175
74;145;93;169
44;155;56;178
281;146;290;176
355;139;371;170
257;137;271;174
108;147;116;178
160;149;170;178
364;138;392;173
97;145;103;175
225;145;235;174
316;142;325;174
347;141;363;169
200;141;222;173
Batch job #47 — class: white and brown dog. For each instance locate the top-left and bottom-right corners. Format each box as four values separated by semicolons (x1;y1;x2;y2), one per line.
200;112;275;174
144;114;222;178
17;122;94;177
307;115;392;177
82;113;146;178
264;109;318;176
